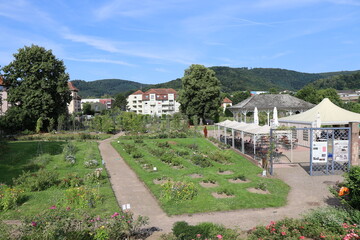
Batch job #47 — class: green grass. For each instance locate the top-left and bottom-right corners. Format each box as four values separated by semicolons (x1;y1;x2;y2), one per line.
112;137;290;215
0;141;119;219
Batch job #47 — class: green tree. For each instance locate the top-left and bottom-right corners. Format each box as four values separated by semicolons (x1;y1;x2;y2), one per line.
178;64;221;123
113;93;128;111
1;45;71;131
82;103;94;115
228;91;251;104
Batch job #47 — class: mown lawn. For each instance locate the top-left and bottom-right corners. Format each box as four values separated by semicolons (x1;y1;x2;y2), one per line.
112;137;290;215
0;141;119;219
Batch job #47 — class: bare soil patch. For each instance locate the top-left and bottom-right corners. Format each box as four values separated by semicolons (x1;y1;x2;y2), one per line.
228;179;250;184
199;182;219;188
247;188;270;194
218;170;233;175
212;192;235;198
189;173;203;178
167;141;178;145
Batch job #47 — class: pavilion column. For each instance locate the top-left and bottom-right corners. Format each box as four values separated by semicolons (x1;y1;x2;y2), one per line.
350;122;359;166
241;131;244;153
266;110;270;126
232;129;235;148
217;125;220;140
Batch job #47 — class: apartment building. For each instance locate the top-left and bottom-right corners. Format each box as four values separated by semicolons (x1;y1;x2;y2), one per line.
81;98;114;112
0;76;9;116
127;88;180;115
68;82;82;114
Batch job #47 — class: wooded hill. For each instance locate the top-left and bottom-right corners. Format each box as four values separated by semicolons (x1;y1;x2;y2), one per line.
71;67;359;97
71;79;150;97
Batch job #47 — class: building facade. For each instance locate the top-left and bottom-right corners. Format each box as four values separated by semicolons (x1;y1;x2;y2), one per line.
126;88;180;115
68;82;82;114
81;98;114;112
337;90;360;102
0;76;9;116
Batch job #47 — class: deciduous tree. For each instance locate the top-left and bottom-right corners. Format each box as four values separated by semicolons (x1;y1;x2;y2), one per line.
178;64;221;123
1;45;71;131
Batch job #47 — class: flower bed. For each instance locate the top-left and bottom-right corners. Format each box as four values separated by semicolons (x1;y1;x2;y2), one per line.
112;137;289;215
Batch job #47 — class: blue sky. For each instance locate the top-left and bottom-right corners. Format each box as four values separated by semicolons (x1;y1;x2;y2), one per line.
1;0;360;84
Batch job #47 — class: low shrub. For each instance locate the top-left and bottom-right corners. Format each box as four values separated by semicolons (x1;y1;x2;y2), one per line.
84;159;99;168
32;153;53;167
148;147;166;157
123;143;137;154
217;188;234;196
248;216;360;240
64;186;102;208
84;168;104;184
133;138;144;144
255;181;267;191
187;143;199;151
16;207;149;240
161;181;198;202
65;155;76;165
208;151;232;164
191;154;213;168
63;142;77;156
339;166;360;210
175;149;189;156
132;151;144;159
172;221;240;240
232;174;246;181
157;141;170;148
58;173;84;188
203;178;217;184
0;184;25;210
13;169;59;191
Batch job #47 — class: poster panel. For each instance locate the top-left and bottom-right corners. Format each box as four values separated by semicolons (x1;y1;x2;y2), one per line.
312;141;328;163
333;140;349;162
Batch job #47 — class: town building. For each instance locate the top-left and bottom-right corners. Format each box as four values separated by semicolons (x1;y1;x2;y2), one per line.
0;76;9;116
222;97;233;111
68;82;82;114
337;90;360;102
81;98;114;112
126;88;180;115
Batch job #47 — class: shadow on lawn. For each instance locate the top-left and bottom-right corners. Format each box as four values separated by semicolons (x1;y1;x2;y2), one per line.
0;141;65;185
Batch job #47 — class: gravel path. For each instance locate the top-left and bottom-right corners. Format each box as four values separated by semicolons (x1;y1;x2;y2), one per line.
99;133;343;238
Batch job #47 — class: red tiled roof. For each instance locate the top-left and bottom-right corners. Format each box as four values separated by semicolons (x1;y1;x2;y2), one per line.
131;90;144;95
68;82;79;91
223;97;232;103
144;88;177;95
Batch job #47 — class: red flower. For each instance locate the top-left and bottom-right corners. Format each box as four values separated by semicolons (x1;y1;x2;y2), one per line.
299;236;305;239
281;232;286;236
49;205;56;209
111;212;119;218
31;221;37;227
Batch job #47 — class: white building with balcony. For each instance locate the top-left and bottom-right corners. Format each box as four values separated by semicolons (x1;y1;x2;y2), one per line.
126;88;180;115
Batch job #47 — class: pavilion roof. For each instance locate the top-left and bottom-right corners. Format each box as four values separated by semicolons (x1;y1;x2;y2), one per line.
228;94;314;112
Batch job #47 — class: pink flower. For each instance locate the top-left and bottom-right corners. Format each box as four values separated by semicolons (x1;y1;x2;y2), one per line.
217;235;223;239
281;232;286;236
49;205;56;209
96;216;101;221
31;221;37;227
196;234;201;238
111;212;119;218
299;236;305;239
66;207;71;211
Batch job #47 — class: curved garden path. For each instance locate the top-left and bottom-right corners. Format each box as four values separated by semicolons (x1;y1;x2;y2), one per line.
99;133;343;237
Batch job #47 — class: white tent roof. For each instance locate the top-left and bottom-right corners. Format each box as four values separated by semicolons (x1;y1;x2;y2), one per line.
245;125;271;135
215;120;234;127
279;98;360;125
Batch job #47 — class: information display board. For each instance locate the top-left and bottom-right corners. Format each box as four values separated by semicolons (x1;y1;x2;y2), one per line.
333;140;349;162
312;141;328;163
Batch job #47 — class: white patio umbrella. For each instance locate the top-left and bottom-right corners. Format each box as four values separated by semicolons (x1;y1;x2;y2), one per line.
273;107;279;127
315;112;321;128
254;107;259;125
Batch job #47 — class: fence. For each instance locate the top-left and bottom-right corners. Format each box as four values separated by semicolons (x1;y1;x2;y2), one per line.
269;127;351;176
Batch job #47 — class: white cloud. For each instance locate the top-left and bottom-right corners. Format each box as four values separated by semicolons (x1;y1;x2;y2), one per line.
65;57;135;67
